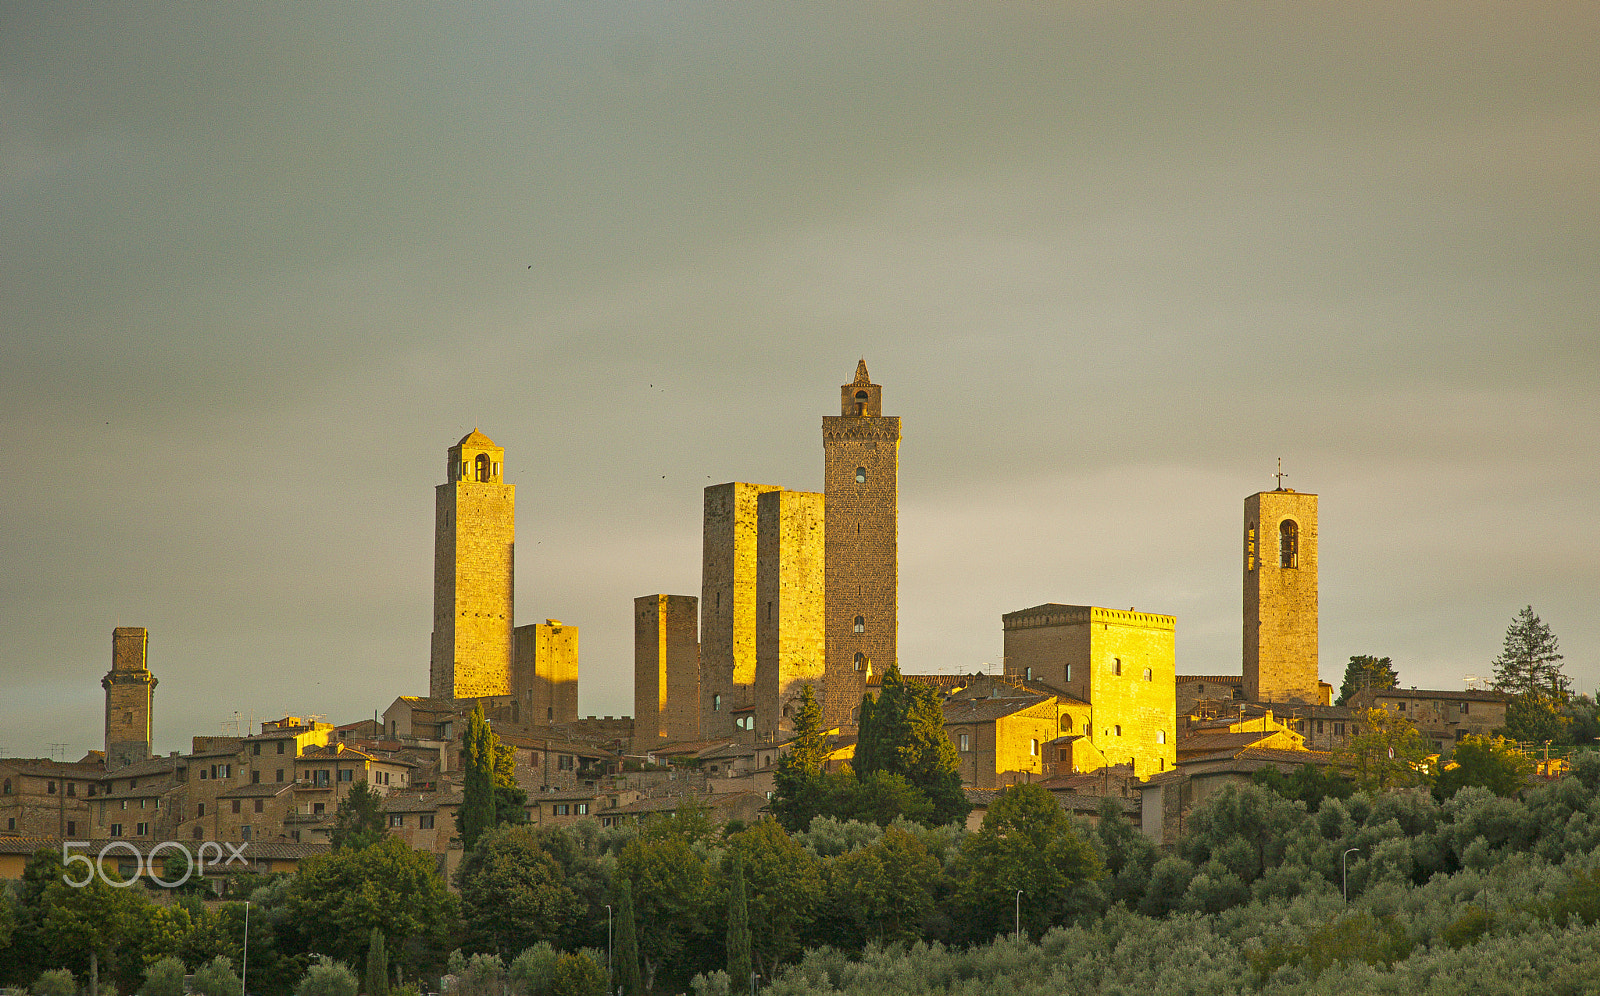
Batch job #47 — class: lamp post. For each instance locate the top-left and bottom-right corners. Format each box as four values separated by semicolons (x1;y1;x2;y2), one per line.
242;901;251;996
1342;848;1360;905
1014;890;1023;940
603;904;613;986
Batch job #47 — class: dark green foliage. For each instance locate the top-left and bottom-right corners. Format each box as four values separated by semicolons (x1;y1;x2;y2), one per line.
954;784;1102;940
192;956;243;996
850;664;970;828
1563;693;1600;745
459;704;497;852
508;943;559;996
1500;691;1573;745
140;956;187;996
331;781;386;852
456;825;583;957
1539;867;1600;928
614;880;643;996
725;857;751;987
1250;764;1355;812
1335;655;1398;706
615;824;717;990
724;819;824;973
1492;606;1568;697
1337;707;1432;790
1441;904;1496;949
1434;734;1534;798
295;958;357;996
364;930;388;996
31;969;75;996
1247;912;1413;986
813;825;941;950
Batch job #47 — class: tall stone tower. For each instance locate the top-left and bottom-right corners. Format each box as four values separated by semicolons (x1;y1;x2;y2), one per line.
430;429;515;700
1243;487;1319;703
514;620;578;724
822;360;900;727
634;594;701;748
103;626;156;771
701;482;779;737
755;489;826;738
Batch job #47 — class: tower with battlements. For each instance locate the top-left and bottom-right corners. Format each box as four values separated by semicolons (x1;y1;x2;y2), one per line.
822;360;900;727
430;429;515;699
103;626;156;771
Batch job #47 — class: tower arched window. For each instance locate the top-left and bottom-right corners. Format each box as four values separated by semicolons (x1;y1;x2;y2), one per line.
1279;519;1299;569
712;694;721;712
853;652;865;671
855;467;866;484
854;390;869;415
475;453;491;482
853;615;865;633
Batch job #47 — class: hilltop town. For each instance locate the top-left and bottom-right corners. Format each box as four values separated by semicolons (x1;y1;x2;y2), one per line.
0;361;1515;881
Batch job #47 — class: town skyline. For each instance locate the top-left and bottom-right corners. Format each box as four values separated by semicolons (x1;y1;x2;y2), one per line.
3;4;1597;756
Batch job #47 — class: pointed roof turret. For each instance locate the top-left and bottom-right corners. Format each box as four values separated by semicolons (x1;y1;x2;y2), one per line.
853;358;870;384
458;427;496;447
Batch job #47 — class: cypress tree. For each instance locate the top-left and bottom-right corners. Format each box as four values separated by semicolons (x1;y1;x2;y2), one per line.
458;703;496;850
615;878;643;996
726;855;752;988
364;929;388;996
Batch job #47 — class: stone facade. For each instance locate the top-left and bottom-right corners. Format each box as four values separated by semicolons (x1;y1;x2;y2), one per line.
633;594;701;748
1349;687;1512;751
103;627;156;772
700;482;780;737
1243;489;1320;704
755;489;826;739
822;360;900;727
513;620;579;726
1003;604;1177;778
431;429;515;700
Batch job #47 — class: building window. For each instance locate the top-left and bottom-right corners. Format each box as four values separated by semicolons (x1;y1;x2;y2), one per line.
1316;720;1324;734
47;781;55;795
1065;664;1072;682
959;733;969;752
253;743;261;756
389;814;405;827
66;782;76;797
577;803;589;815
1280;519;1299;569
200;769;208;780
1024;666;1032;681
855;467;866;483
314;770;330;787
313;802;325;815
231;800;241;814
1157;729;1166;744
854;653;866;671
339;769;353;782
1143;668;1153;681
558;755;575;771
251;771;260;784
1460;702;1470;715
712;694;721;712
1112;658;1122;676
110;824;122;837
6;818;13;831
197;803;205;817
241;826;251;841
254;799;264;813
1030;739;1039;756
1114;725;1122;736
1061;716;1072;733
3;779;10;794
854;615;865;634
276;769;284;782
277;741;286;754
1334;723;1345;736
554;804;570;816
419;814;434;830
136;822;149;836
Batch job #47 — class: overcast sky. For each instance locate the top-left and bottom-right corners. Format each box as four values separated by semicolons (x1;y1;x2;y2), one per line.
2;3;1596;758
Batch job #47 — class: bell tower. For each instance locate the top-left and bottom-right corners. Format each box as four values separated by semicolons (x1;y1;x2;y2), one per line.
103;626;156;771
431;429;515;699
822;360;900;727
1243;484;1319;703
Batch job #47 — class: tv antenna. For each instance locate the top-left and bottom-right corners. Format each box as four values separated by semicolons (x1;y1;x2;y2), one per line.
49;743;69;761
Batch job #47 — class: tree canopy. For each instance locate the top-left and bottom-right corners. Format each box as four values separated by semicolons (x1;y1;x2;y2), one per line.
1335;655;1398;707
330;780;386;851
853;664;970;827
1492;606;1568;698
1337;707;1432;791
455;825;583;957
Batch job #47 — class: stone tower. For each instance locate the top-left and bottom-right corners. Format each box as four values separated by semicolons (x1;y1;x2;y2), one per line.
430;429;515;699
634;594;700;747
514;620;578;725
701;482;779;737
822;360;900;727
1243;487;1319;703
755;488;826;738
103;626;156;771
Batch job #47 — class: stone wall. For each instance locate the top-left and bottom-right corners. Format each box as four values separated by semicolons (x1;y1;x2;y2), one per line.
514;620;579;725
701;482;780;737
755;490;826;738
103;627;155;771
633;594;700;748
431;432;515;700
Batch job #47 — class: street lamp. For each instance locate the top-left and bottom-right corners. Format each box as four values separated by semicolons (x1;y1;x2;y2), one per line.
1342;848;1360;905
1014;890;1023;940
242;901;251;996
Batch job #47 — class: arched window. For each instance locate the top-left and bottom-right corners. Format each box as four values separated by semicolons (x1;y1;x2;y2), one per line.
1280;519;1299;569
1157;729;1167;744
712;694;721;711
475;452;491;481
853;652;865;671
1114;724;1122;736
1143;667;1153;681
1060;716;1072;733
854;390;869;415
853;615;865;633
855;466;867;484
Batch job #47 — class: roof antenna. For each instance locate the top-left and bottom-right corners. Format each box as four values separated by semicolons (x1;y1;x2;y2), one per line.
1274;457;1288;491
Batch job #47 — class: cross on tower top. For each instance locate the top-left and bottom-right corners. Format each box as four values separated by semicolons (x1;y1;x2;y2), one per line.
1274;457;1289;491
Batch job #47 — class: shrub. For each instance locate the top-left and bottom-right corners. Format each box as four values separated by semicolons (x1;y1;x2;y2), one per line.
296;958;358;996
191;957;242;996
31;970;75;996
139;957;186;996
508;944;559;996
549;955;604;996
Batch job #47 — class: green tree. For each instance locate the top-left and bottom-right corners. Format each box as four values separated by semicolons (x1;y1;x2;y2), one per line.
140;956;187;996
724;857;751;988
459;704;497;852
1335;655;1398;706
1501;691;1574;746
549;954;605;996
852;664;969;827
1337;707;1431;790
364;929;388;996
34;853;150;993
191;957;242;996
1492;606;1569;697
332;781;387;852
723;819;824;974
816;825;940;949
32;969;75;996
1250;764;1356;812
1435;735;1534;798
770;686;829;833
613;879;642;996
456;825;583;957
953;783;1102;940
287;836;457;976
508;943;558;996
615;829;716;990
295;958;358;996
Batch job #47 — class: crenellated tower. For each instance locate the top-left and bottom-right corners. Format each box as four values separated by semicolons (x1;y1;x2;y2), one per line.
430;429;515;699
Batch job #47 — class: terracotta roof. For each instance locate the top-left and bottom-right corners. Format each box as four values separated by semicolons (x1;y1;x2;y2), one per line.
0;758;107;777
1177;731;1286;754
382;792;453;813
103;756;182;778
942;695;1052;724
1177;675;1243;685
1361;688;1513;703
218;782;296;799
